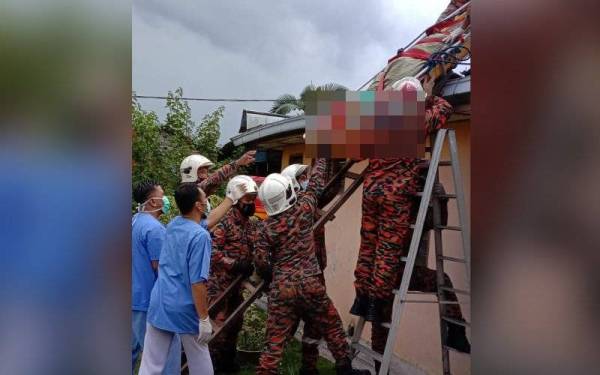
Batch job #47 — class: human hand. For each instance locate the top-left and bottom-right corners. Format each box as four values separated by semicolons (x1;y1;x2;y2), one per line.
237;151;256;167
197;316;213;344
226;183;247;204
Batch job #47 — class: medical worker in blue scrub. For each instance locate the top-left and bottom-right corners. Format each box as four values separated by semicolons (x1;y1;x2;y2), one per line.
139;182;245;375
131;180;181;374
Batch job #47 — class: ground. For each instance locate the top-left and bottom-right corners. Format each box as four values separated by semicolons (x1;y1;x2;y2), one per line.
237;339;336;375
134;302;337;374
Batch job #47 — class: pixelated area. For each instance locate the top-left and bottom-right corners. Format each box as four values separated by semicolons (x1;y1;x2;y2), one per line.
304;90;426;158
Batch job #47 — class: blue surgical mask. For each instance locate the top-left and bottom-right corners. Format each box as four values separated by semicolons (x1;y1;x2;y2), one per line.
205;199;211;215
300;180;309;191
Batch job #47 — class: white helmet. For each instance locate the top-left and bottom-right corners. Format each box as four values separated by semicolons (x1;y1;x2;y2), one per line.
258;173;297;216
226;175;258;204
281;164;308;192
391;76;425;97
180;154;214;182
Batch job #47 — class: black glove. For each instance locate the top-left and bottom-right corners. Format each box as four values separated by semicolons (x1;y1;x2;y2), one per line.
231;259;254;278
257;265;273;285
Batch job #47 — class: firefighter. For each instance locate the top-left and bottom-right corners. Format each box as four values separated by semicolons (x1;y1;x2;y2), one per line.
281;163;327;374
350;77;470;362
180;150;256;207
207;175;258;373
254;159;369;375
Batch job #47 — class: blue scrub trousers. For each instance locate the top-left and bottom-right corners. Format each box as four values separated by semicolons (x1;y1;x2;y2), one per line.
132;310;181;374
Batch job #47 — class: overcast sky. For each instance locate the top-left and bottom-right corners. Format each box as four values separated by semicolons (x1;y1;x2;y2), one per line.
133;0;450;145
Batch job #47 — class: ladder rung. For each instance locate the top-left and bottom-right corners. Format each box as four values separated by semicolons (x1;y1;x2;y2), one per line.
345;171;362;180
443;345;471;355
407;291;436;295
439;300;469;305
380;322;391;329
441;317;470;328
351;342;383;362
414;192;457;199
400;256;407;262
439;161;452;166
401;299;468;305
440;286;470;296
439;255;467;263
436;225;462;231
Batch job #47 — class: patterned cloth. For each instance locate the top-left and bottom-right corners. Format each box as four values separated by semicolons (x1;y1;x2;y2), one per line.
198;160;240;196
256;276;350;375
207;207;257;364
354;96;452;299
254;159;352;374
368;5;470;91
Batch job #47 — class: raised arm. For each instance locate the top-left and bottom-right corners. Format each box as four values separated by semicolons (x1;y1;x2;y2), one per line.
304;158;327;201
199;151;255;196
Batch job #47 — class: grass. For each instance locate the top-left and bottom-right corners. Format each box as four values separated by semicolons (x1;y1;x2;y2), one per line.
236;302;336;374
237;339;336;375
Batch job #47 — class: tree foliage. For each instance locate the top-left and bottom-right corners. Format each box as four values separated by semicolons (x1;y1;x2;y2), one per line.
132;87;226;198
270;82;348;115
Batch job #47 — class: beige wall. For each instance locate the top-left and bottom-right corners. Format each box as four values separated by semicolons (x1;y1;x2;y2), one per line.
322;121;471;374
280;144;312;170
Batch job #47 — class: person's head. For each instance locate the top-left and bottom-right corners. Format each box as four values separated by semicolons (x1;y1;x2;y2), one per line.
133;180;169;216
281;164;309;192
258;173;297;216
180;153;214;183
174;182;207;221
226;175;259;217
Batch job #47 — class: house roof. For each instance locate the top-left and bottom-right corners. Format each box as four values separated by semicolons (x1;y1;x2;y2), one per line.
239;109;289;133
231;76;470;147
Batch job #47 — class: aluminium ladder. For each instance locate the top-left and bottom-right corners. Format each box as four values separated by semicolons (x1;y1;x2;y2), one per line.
349;128;470;375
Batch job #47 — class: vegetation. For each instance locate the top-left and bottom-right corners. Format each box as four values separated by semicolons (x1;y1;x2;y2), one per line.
236;302;336;375
132;87;246;223
270;83;348;115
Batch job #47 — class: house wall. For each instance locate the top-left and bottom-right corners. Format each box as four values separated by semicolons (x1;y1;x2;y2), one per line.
280;143;312;170
322;120;471;375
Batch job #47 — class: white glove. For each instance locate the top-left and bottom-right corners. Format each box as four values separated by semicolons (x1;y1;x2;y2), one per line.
226;183;246;204
197;316;213;344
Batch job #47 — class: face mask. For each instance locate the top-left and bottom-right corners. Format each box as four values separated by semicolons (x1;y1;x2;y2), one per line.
139;196;170;215
300;180;309;191
239;202;256;217
205;200;211;215
161;196;171;215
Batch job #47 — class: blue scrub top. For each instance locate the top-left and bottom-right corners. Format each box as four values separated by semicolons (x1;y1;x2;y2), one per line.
131;213;165;311
147;216;211;334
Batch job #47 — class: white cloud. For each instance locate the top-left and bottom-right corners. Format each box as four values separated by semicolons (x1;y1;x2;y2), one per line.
133;0;451;143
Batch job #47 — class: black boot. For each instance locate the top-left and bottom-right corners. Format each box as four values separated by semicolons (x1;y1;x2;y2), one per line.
214;349;241;373
335;359;371;375
365;296;379;322
366;298;391;323
299;366;320;375
349;293;368;317
445;322;471;354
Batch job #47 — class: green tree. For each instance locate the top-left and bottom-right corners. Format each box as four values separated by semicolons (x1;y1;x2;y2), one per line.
195;106;224;163
132;88;227;217
270;82;348;115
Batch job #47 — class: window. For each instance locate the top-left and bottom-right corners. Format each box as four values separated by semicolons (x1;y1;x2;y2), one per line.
288;153;303;166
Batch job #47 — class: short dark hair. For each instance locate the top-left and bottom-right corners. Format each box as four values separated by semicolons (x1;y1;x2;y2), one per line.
133;180;160;204
175;183;203;215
